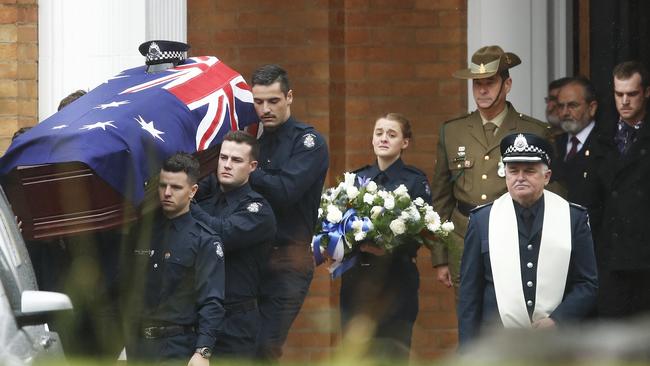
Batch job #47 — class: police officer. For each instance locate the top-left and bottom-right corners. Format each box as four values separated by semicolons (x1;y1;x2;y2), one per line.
340;113;432;360
430;45;550;291
248;64;329;360
191;131;276;358
125;153;225;365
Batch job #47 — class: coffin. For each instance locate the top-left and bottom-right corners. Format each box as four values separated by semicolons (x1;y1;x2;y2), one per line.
0;56;257;240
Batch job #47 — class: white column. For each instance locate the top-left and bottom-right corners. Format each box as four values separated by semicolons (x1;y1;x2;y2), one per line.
38;0;186;121
467;0;570;120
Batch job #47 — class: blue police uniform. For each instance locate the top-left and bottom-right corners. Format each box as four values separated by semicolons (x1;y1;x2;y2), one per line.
127;211;225;362
248;116;329;360
339;158;432;359
458;198;598;347
191;180;276;358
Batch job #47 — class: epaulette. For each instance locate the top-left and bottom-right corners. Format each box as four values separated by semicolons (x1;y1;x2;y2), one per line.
470;201;493;213
404;165;427;177
569;202;587;211
195;220;218;236
442;111;474;125
518;113;547;127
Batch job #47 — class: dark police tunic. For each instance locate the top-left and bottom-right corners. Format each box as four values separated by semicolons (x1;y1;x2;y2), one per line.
248;116;329;360
457;197;598;347
128;211;225;362
191;181;276;357
340;158;432;358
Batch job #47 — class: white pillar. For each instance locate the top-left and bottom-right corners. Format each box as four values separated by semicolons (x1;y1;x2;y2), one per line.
467;0;571;120
38;0;186;121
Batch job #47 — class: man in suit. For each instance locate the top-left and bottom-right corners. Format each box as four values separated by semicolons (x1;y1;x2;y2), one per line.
545;77;572;139
431;45;550;290
551;77;599;207
591;61;650;318
457;133;598;347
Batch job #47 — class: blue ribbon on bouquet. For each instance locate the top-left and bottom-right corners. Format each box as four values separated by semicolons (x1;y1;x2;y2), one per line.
312;208;373;278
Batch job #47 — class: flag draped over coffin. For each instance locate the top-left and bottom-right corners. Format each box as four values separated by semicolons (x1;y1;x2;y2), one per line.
0;56;258;205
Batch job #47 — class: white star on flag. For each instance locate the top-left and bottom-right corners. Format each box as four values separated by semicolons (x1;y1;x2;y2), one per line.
80;121;117;131
95;100;130;110
134;115;165;142
104;74;129;84
52;124;68;130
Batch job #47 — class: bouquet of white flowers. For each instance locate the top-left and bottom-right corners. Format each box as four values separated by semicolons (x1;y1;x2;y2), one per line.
312;171;454;277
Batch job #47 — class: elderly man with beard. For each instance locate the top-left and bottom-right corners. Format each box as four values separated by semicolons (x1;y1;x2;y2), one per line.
545;77;572;140
550;76;600;208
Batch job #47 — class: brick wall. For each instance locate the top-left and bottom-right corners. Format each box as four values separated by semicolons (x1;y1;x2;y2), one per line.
0;0;37;154
188;0;467;362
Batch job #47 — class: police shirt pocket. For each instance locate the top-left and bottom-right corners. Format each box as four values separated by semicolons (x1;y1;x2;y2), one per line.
163;254;194;293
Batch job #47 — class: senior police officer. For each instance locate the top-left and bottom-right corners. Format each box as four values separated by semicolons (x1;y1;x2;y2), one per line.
457;133;597;347
191;131;276;358
125;153;225;365
248;64;329;360
430;45;550;291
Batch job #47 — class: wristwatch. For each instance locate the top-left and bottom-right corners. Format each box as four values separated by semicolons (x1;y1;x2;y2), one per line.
195;347;212;359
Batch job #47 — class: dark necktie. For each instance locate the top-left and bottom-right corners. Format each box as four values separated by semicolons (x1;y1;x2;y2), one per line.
565;136;580;161
484;122;498;145
521;208;533;234
375;172;389;187
615;122;636;155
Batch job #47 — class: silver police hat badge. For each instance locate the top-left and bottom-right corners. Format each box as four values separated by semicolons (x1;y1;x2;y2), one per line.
303;133;316;149
214;241;224;258
247;202;261;213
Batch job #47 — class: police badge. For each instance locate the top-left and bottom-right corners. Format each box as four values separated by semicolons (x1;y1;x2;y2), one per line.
303;133;316;149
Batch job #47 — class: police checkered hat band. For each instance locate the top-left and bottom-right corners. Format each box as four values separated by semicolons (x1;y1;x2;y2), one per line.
138;40;190;65
500;133;552;166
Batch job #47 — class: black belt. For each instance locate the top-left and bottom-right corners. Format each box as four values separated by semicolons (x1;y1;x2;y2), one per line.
224;299;257;314
457;201;477;217
141;324;195;340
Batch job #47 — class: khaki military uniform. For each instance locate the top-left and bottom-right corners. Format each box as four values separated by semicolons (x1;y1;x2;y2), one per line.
430;103;550;286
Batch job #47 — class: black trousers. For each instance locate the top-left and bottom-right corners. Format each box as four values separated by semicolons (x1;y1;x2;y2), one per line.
214;304;259;359
127;332;196;365
256;244;314;361
340;254;419;360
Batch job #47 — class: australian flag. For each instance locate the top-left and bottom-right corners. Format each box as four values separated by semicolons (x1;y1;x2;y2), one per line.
0;56;258;205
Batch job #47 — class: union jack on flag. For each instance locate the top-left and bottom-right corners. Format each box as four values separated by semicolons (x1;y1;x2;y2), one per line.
0;56;259;205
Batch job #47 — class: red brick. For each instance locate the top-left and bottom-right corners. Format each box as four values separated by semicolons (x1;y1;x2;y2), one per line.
0;79;16;97
344;28;370;44
439;10;466;28
370;28;416;45
0;24;16;42
16;23;34;42
415;62;461;79
0;5;17;24
0;43;16;60
415;0;465;10
416;28;465;45
0;61;16;78
16;5;36;23
16;42;36;60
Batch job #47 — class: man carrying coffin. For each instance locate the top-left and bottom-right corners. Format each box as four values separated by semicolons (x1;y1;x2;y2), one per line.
457;133;597;347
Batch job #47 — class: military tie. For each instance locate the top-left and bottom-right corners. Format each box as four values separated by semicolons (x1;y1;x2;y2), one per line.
375;172;389;188
484;122;498;145
565;136;580;161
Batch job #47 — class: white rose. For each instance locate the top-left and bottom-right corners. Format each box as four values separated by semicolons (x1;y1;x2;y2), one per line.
351;220;362;231
425;211;441;226
389;218;406;235
346;185;360;200
318;208;323;219
354;231;367;241
326;205;343;223
383;196;395;210
442;221;455;232
370;206;384;219
400;210;411;221
363;193;375;205
344;172;356;187
427;222;441;232
377;190;390;199
413;197;425;206
393;184;409;197
408;206;421;221
366;181;378;193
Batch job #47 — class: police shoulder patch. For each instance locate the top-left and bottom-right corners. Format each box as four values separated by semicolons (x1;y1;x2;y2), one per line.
214;241;224;258
302;133;317;149
247;202;261;213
